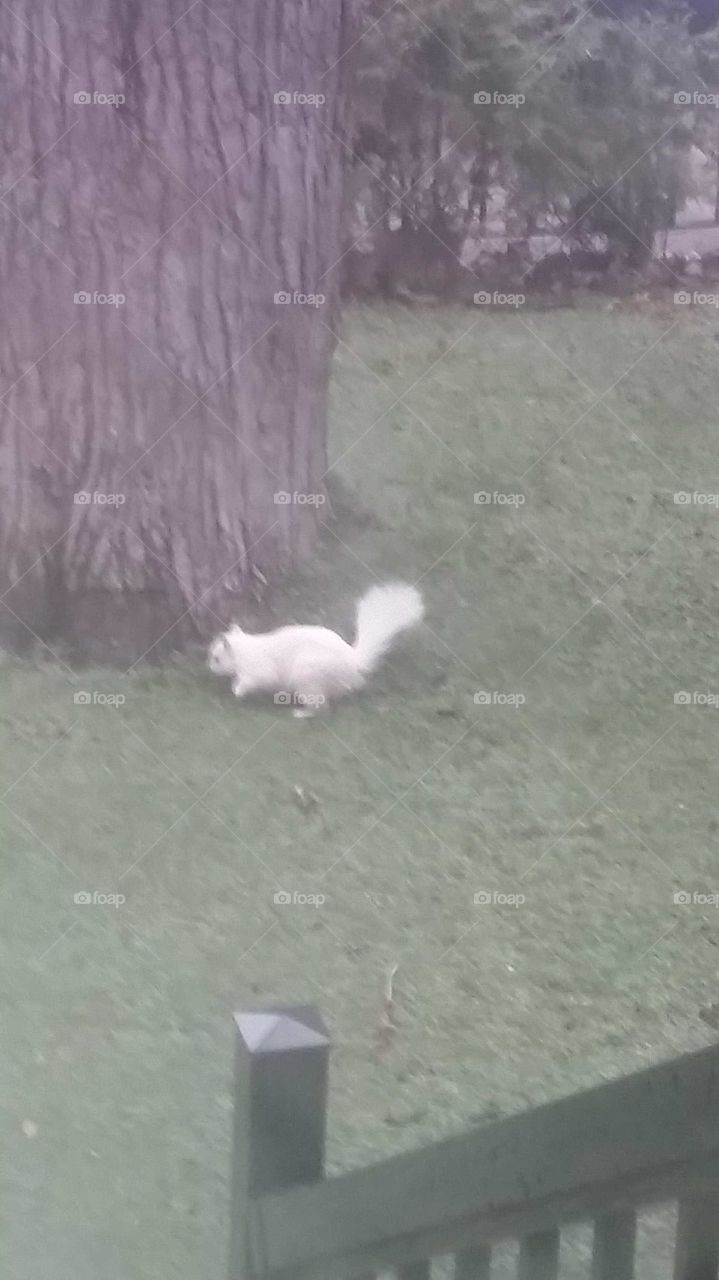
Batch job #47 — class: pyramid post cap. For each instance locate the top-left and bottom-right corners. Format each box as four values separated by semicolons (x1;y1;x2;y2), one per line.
234;1005;329;1054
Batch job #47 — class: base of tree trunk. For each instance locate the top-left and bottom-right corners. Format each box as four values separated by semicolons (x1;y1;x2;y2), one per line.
0;588;206;667
60;589;209;666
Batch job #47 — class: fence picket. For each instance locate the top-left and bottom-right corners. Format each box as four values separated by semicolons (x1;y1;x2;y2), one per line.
454;1245;491;1280
518;1228;559;1280
397;1261;431;1280
674;1197;719;1280
591;1209;636;1279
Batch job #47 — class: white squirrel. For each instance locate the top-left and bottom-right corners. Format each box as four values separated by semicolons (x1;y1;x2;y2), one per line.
208;582;424;716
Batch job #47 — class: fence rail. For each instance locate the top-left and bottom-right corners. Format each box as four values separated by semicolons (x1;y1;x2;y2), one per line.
228;1006;719;1280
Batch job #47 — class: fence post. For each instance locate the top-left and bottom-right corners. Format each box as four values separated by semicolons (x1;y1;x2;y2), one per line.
455;1246;491;1280
591;1210;637;1280
674;1198;719;1280
518;1229;560;1280
228;1005;330;1280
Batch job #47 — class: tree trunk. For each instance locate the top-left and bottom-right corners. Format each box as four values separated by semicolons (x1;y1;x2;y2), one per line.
0;0;355;663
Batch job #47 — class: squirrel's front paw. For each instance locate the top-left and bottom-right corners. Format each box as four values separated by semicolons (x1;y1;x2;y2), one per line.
231;677;247;698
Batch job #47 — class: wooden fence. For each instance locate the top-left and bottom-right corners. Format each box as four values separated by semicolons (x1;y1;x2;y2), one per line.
228;1005;719;1280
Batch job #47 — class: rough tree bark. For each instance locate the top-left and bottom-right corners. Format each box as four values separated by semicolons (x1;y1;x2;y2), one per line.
0;0;355;662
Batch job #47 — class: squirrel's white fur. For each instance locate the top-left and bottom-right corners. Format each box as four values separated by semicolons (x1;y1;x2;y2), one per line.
208;583;424;716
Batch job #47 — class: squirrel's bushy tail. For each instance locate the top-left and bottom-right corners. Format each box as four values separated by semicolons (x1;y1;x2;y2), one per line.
353;583;424;673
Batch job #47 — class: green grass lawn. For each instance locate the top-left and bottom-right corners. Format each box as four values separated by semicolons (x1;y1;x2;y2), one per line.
3;299;719;1278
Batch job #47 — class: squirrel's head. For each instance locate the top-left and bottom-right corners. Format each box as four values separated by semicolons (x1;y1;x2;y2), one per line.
207;625;244;674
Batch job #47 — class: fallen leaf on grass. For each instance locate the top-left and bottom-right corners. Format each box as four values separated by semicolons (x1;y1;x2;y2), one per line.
291;785;322;815
699;1003;719;1029
374;963;399;1060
